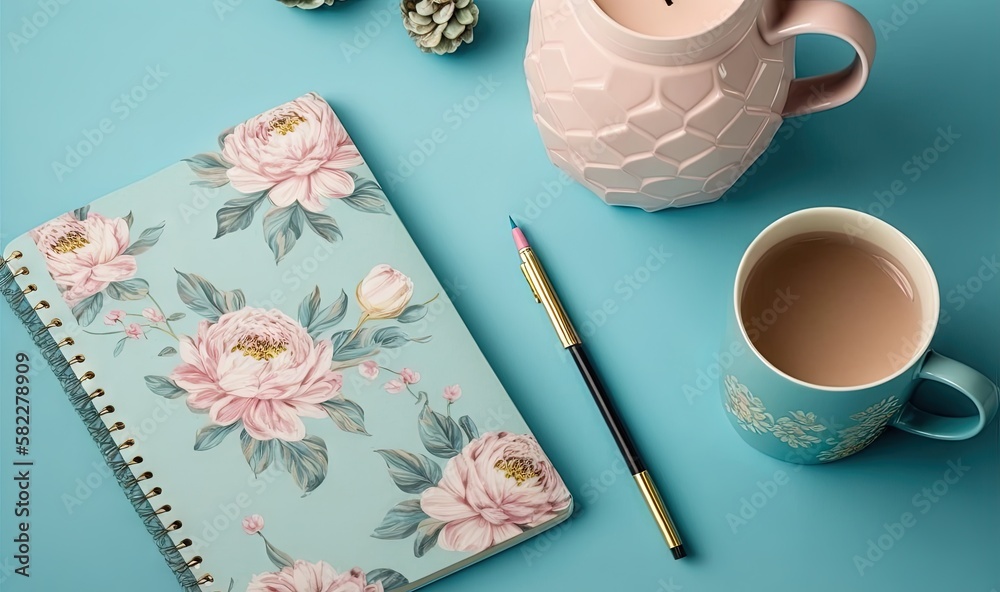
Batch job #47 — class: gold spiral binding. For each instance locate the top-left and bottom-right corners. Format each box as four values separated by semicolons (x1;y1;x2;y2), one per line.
184;556;203;569
124;471;153;487
161;520;182;533
11;256;212;587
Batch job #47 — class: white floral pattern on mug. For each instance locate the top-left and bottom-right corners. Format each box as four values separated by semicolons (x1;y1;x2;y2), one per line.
723;375;902;461
816;397;902;462
724;375;774;434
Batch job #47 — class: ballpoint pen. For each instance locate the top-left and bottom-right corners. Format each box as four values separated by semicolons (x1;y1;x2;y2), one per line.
509;216;687;560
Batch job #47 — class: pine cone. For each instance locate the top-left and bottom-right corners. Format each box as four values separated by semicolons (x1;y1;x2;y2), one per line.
276;0;343;9
401;0;479;55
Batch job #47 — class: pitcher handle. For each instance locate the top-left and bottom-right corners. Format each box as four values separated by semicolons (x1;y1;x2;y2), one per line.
759;0;877;117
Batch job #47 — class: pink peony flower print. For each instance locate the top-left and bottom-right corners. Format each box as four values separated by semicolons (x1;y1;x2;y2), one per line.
247;560;384;592
442;385;462;403
124;323;144;339
221;93;364;213
242;514;264;535
142;307;165;323
383;379;405;394
420;432;572;553
29;213;137;307
399;368;420;385
104;310;126;325
359;361;379;380
170;307;342;442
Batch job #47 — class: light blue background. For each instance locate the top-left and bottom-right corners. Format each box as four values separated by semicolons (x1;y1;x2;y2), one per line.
1;1;997;591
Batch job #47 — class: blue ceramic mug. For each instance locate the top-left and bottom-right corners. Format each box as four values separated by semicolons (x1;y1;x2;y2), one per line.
721;207;999;464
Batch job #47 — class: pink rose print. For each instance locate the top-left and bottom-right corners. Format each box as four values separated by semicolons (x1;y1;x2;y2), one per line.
124;323;144;339
242;514;264;535
442;385;462;403
384;380;405;394
104;310;126;325
247;561;384;592
222;93;364;213
359;361;379;380
170;307;342;442
142;307;165;323
420;432;572;553
399;368;420;385
29;213;137;307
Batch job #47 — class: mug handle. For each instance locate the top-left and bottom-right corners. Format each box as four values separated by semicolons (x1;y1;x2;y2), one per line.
891;352;1000;440
759;0;877;117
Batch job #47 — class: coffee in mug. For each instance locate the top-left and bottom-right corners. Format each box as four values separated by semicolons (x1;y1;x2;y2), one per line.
740;231;923;388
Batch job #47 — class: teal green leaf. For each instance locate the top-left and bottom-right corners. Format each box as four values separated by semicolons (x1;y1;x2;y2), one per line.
341;174;388;215
71;292;104;326
105;278;150;301
194;422;240;451
366;569;409;589
215;193;266;239
72;205;90;221
371;499;428;540
262;534;295;570
458;415;479;441
175;270;245;321
144;375;185;398
375;449;442;494
298;288;348;338
396;304;427;324
414;520;444;558
322;398;369;436
123;221;165;256
303;209;342;244
241;429;277;476
263;205;306;263
418;404;464;459
184;152;232;188
278;436;328;494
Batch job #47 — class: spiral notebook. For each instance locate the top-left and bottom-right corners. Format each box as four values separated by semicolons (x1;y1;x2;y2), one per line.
0;93;572;591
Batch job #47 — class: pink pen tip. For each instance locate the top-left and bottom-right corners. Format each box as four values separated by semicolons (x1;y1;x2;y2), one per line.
510;218;529;251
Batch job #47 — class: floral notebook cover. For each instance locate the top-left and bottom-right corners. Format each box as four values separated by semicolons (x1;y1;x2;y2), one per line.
0;93;572;592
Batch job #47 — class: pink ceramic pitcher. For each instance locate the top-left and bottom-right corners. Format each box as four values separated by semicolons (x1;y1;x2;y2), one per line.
524;0;876;211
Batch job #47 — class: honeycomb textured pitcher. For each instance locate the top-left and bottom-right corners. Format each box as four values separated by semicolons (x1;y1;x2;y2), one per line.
524;0;876;211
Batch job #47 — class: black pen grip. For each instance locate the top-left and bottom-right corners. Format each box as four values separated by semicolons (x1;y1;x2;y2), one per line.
568;344;645;475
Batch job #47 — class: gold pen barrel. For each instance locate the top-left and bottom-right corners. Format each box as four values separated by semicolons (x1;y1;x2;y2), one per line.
634;470;686;558
519;248;581;348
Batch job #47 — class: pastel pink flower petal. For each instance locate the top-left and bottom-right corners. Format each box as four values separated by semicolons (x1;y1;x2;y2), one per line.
168;307;340;442
384;379;405;394
268;176;311;209
311;167;355;199
359;361;379;380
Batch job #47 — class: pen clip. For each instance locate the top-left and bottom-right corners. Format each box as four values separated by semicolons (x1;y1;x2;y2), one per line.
520;263;541;303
